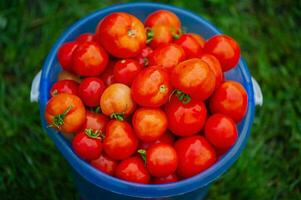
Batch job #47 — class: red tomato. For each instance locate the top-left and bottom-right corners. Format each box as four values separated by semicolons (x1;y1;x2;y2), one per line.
136;46;153;66
73;42;109;76
78;77;106;107
145;143;178;177
139;131;175;150
175;136;216;178
174;34;204;58
147;25;173;49
116;157;150;184
100;83;136;119
72;129;102;160
144;10;181;31
189;33;206;48
57;41;79;72
148;44;186;72
152;174;178;184
58;70;81;83
200;54;223;89
80;111;108;134
204;35;240;71
99;61;115;86
131;66;172;107
96;13;146;58
113;59;143;86
50;80;79;96
209;81;248;122
76;33;95;43
204;114;238;150
45;93;86;133
165;96;207;137
91;153;118;175
103;120;138;160
171;58;215;101
132;108;167;142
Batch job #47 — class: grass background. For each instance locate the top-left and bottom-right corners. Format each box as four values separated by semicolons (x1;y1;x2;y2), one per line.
1;0;300;199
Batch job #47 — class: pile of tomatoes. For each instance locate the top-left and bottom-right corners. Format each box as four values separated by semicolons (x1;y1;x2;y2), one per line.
45;10;248;184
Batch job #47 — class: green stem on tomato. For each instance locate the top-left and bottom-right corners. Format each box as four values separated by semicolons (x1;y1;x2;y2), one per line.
146;27;154;44
110;113;125;121
137;149;147;164
84;128;101;139
51;105;73;129
169;89;191;104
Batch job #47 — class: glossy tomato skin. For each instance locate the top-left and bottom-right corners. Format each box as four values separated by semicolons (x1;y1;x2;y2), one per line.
146;143;178;177
113;59;143;86
100;83;136;117
50;80;79;96
204;35;240;71
139;131;175;150
76;33;95;43
174;34;204;59
147;25;173;49
204;114;238;150
171;58;216;101
131;66;172;107
57;41;79;72
58;70;81;83
148;44;186;72
116;157;150;184
79;77;106;107
209;81;248;122
80;111;108;133
132;108;167;142
136;46;153;66
91;153;118;175
96;13;146;58
189;33;206;48
144;10;181;31
103;120;138;160
165;96;207;137
73;42;109;76
45;93;86;134
99;61;116;86
200;54;223;89
175;136;216;178
152;173;178;184
72;130;102;160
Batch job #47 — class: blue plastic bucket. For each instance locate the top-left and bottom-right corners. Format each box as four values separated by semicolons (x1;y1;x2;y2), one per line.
32;2;263;200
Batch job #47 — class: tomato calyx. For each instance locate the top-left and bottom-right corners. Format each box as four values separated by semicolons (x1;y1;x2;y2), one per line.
146;28;154;44
110;113;125;121
50;105;73;129
137;149;147;163
170;89;191;104
159;84;167;93
128;29;137;37
84;128;104;140
172;27;184;40
51;89;58;96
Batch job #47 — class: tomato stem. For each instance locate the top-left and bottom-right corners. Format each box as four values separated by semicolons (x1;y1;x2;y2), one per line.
137;149;147;164
159;85;167;93
110;113;124;121
51;105;73;129
51;89;58;96
146;28;154;44
170;89;191;104
84;128;101;139
128;29;137;37
95;106;101;113
172;27;185;40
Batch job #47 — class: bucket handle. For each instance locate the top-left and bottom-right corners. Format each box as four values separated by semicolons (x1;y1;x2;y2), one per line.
251;77;263;106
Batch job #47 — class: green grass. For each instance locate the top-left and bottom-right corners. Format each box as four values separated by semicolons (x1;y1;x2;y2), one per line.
1;0;300;199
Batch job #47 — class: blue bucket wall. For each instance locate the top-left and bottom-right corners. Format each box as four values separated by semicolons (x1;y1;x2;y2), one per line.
38;3;255;200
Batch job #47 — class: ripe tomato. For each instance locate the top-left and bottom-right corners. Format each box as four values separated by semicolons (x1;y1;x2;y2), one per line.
116;157;150;184
204;35;240;71
139;131;175;150
148;44;186;72
75;33;95;43
189;33;206;48
131;66;172;107
132;108;167;142
45;93;86;133
143;143;178;177
175;136;216;178
58;70;81;83
50;80;79;96
100;83;135;120
174;34;204;59
78;77;106;107
136;46;153;66
96;12;146;58
144;10;181;32
146;25;173;49
91;153;118;175
80;111;108;134
171;58;215;101
200;54;223;89
103;120;138;160
73;42;109;76
99;61;115;86
72;129;102;160
209;81;248;122
204;114;238;150
165;96;207;137
113;59;143;86
57;41;78;72
152;174;178;184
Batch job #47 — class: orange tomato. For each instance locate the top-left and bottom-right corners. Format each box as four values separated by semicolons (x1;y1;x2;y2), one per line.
200;54;223;89
189;33;206;48
144;10;181;31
